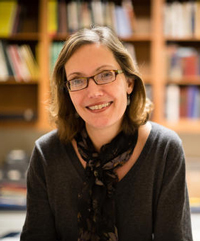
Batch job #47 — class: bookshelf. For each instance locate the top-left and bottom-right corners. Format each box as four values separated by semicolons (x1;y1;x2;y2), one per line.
0;0;200;133
162;0;200;132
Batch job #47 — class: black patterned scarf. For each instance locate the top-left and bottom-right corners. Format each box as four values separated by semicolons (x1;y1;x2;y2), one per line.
75;128;138;241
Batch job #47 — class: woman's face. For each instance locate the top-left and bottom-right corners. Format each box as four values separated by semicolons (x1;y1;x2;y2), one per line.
64;43;133;133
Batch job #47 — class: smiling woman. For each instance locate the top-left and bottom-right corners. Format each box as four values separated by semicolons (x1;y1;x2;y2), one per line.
20;26;193;241
64;43;134;143
49;27;152;143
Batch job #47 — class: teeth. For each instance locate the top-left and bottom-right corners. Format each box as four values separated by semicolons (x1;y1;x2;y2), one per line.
89;102;110;110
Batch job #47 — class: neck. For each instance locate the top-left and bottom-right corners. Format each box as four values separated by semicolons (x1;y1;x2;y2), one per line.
85;124;121;152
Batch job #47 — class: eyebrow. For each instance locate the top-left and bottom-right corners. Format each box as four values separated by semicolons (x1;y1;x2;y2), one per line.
67;65;116;79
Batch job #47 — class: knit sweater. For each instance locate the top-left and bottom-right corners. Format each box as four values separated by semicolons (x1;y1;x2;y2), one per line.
20;122;193;241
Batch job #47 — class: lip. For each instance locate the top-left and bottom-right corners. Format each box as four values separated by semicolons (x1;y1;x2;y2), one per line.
86;101;112;112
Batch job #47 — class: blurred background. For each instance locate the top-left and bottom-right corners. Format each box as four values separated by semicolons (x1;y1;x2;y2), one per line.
0;0;200;240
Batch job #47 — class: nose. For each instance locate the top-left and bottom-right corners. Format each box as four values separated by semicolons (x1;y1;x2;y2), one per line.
87;77;103;97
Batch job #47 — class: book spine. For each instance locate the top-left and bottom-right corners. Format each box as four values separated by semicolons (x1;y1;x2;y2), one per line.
0;41;9;80
166;85;180;122
0;0;17;37
48;0;58;36
7;45;23;82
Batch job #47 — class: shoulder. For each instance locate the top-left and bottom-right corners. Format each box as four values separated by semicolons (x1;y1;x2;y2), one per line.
150;121;182;146
143;123;186;180
147;122;184;161
30;130;74;169
34;129;71;156
35;129;59;147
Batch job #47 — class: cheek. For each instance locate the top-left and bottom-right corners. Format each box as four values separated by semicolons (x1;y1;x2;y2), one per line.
119;93;128;112
69;93;82;112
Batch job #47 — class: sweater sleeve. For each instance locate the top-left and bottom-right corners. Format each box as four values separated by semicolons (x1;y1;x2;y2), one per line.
20;144;58;241
153;136;193;241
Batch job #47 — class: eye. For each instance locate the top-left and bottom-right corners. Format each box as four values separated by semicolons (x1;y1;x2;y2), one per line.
100;70;114;80
70;78;85;86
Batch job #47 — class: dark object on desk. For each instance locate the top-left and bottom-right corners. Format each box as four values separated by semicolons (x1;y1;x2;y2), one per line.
0;150;29;210
0;231;20;241
0;150;29;181
0;232;20;238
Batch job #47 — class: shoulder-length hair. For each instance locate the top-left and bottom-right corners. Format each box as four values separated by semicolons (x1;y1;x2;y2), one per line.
49;26;153;143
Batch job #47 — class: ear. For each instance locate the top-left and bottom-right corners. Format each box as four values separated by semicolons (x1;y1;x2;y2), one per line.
127;78;134;94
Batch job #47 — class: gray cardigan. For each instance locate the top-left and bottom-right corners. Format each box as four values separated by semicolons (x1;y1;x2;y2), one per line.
20;122;193;241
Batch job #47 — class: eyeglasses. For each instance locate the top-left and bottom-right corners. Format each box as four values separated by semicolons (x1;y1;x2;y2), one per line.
66;69;123;92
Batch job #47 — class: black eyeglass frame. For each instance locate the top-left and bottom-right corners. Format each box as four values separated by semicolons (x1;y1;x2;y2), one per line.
65;69;124;92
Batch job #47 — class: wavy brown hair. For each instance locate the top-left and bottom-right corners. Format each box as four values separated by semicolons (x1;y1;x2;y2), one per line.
49;26;153;143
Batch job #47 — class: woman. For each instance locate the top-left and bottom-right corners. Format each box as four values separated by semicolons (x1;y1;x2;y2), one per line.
20;26;193;241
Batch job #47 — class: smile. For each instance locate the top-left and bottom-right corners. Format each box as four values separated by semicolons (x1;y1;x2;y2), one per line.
88;102;112;110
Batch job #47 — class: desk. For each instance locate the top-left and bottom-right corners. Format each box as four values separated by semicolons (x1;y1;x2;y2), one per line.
0;211;26;237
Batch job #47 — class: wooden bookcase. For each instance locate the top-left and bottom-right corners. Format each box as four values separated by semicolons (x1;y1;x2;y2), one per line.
1;0;200;133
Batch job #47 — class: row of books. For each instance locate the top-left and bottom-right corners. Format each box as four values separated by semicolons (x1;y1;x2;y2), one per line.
48;0;137;38
166;45;200;80
165;85;200;122
0;41;39;82
0;182;27;210
0;0;17;37
0;0;38;37
163;1;200;37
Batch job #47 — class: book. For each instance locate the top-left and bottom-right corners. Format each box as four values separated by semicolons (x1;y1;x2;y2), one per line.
48;0;58;36
182;1;194;37
165;85;180;122
193;87;200;118
122;0;137;33
91;0;104;26
0;0;17;36
80;2;92;29
194;1;200;37
1;41;15;77
11;3;22;34
50;42;64;74
104;2;116;31
123;43;137;65
182;53;199;77
166;44;182;80
5;45;17;80
7;45;24;82
187;86;200;118
180;87;188;118
187;86;196;118
67;1;79;33
0;41;9;81
57;0;68;33
16;45;32;81
19;45;39;80
145;84;153;102
115;5;132;38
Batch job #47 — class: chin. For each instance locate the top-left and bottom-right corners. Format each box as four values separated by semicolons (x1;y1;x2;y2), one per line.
86;118;122;131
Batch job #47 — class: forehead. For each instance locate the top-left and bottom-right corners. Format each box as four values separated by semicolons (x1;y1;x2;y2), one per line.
64;43;120;74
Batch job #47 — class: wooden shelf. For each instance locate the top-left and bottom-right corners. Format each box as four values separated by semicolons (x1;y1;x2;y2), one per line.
167;77;200;85
1;0;200;133
0;79;38;85
120;34;153;42
0;33;40;41
161;119;200;133
165;37;200;42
